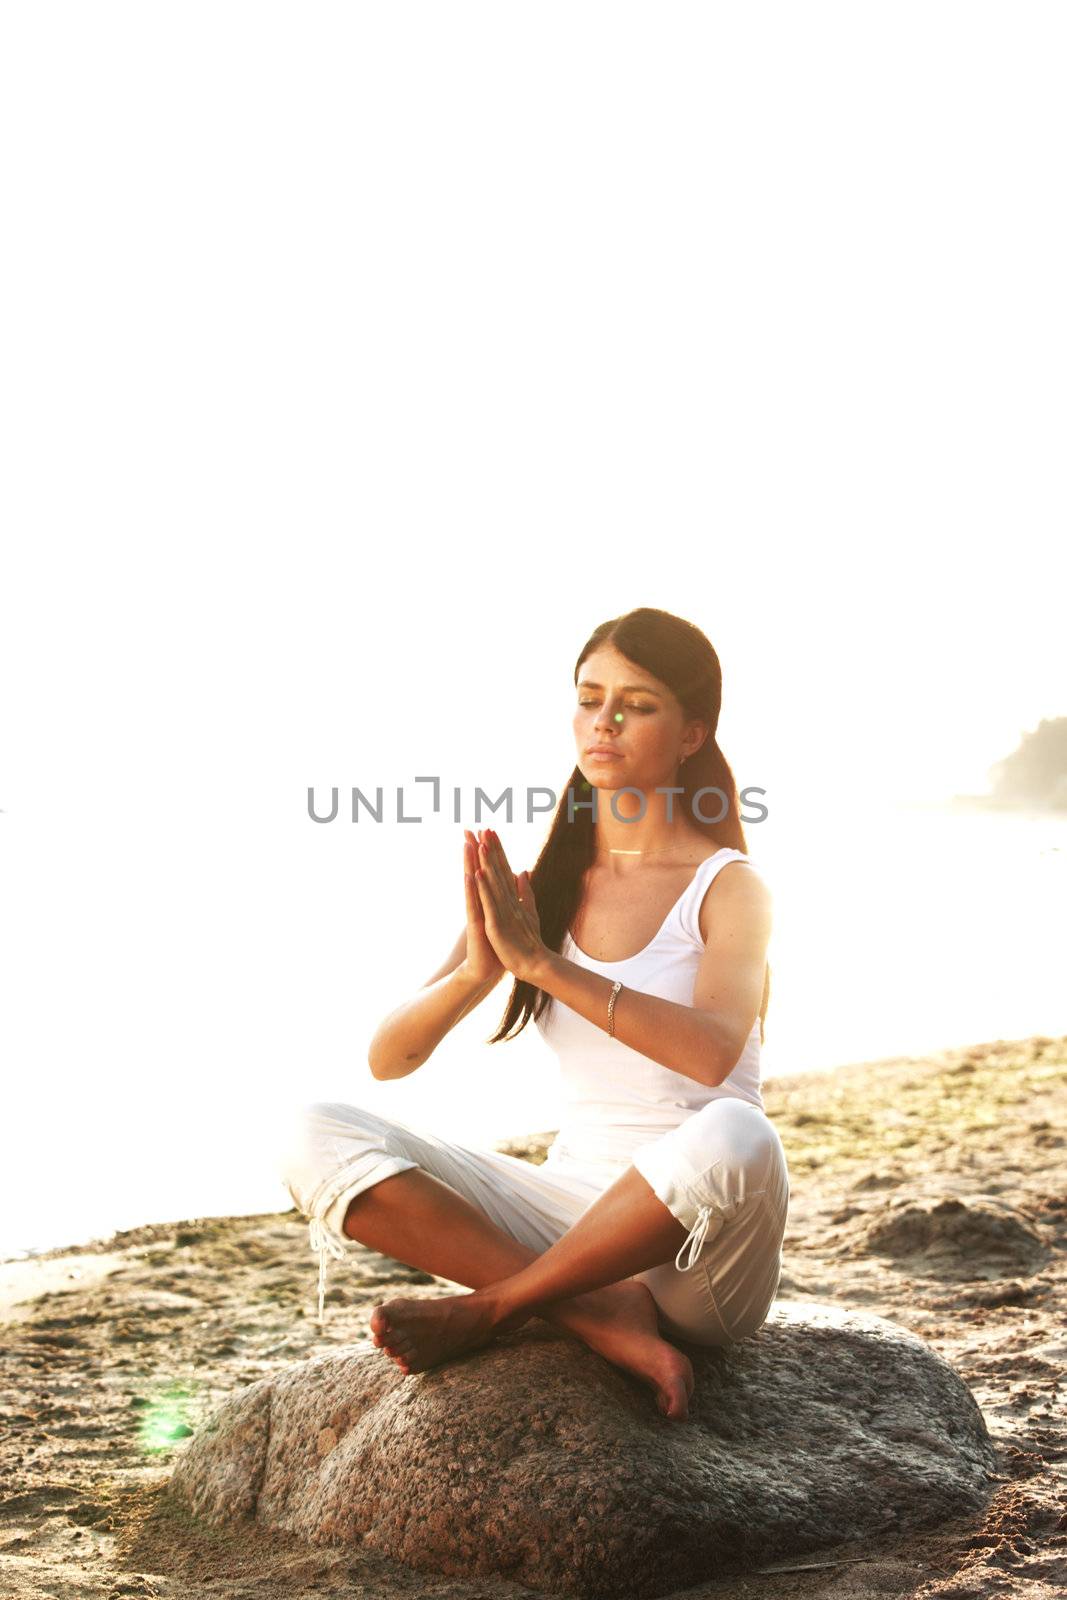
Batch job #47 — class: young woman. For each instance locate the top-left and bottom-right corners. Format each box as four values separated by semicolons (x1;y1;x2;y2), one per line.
280;606;789;1422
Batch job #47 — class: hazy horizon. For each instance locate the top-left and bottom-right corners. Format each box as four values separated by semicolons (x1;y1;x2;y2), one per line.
3;3;1065;1259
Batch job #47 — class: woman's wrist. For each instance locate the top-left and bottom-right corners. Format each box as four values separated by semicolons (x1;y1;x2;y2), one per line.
454;960;503;998
521;946;562;990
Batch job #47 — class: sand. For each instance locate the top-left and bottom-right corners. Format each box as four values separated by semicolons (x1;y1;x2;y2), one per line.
1;1034;1064;1600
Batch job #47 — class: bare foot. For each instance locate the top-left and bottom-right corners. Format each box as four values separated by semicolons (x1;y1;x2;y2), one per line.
370;1280;695;1422
369;1289;503;1375
558;1279;695;1422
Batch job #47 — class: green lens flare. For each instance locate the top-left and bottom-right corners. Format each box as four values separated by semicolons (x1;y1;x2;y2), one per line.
136;1382;196;1453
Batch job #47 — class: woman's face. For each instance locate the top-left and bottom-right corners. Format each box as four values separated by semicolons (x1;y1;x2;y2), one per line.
573;643;703;794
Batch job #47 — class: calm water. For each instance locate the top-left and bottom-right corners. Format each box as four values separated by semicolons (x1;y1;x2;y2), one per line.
4;800;1064;1260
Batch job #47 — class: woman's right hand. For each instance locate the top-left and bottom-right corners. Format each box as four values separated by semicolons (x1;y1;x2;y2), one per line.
461;828;507;986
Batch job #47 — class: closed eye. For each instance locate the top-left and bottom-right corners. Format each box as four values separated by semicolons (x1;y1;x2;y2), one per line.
578;699;655;714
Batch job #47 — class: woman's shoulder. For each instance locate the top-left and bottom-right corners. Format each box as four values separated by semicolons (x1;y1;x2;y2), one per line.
692;849;772;944
686;840;765;883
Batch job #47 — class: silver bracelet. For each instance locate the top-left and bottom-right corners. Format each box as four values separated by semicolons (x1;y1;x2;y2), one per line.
607;979;623;1038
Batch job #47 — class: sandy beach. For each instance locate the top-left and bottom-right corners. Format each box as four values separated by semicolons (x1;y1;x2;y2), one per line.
1;1033;1064;1599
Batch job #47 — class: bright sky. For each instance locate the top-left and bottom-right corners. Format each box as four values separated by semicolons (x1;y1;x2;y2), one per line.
2;4;1065;1254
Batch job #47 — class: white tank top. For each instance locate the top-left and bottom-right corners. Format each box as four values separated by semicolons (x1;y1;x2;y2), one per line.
535;848;765;1172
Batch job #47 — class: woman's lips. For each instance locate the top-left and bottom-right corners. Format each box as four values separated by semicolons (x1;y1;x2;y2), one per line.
587;748;624;760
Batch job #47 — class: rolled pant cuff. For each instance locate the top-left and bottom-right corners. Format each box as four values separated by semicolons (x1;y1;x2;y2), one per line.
287;1145;418;1235
319;1155;417;1238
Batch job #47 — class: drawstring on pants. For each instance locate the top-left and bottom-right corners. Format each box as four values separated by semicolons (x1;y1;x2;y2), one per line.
308;1217;347;1330
675;1204;713;1272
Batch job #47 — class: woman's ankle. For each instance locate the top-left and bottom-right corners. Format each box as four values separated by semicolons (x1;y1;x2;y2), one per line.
535;1280;633;1337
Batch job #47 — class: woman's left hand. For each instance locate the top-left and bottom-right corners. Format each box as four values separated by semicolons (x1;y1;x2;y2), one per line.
473;829;547;984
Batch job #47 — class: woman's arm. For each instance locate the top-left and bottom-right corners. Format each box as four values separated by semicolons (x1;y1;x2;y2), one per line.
526;865;773;1088
367;829;510;1081
367;925;504;1080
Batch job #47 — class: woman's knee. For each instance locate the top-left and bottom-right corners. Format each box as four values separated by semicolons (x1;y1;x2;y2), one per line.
685;1100;786;1190
278;1099;362;1163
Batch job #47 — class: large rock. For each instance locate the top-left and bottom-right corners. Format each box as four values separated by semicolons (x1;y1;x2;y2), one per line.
165;1300;1000;1600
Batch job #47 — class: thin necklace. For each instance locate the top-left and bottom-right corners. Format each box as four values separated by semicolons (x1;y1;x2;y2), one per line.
606;842;689;856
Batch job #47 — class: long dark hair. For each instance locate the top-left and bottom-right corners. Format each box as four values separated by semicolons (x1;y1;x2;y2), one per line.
487;606;771;1046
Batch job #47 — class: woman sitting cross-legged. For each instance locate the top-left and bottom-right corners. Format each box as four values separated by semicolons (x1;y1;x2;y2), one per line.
281;606;789;1423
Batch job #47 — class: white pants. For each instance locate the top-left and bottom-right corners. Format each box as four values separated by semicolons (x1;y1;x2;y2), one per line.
279;1097;790;1347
